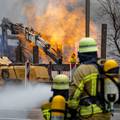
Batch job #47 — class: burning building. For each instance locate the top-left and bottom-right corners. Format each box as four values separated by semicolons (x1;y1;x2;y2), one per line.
23;0;97;63
0;0;98;63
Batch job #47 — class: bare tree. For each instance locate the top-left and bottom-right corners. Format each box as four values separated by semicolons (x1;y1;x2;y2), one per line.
97;0;120;57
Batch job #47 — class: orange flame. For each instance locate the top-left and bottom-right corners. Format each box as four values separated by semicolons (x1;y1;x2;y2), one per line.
23;0;97;63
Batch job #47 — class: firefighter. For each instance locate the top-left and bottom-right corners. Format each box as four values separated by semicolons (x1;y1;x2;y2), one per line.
51;74;69;100
70;53;76;64
104;59;119;75
103;59;120;111
68;37;111;120
41;74;69;120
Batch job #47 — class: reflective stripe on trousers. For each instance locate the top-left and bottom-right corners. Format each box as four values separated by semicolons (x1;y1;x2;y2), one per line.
79;104;102;116
80;112;111;120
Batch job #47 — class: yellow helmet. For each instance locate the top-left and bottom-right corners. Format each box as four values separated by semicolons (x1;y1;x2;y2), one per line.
78;37;97;53
104;59;119;72
52;74;69;90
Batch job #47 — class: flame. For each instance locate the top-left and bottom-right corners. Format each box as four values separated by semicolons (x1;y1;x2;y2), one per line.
23;0;97;63
17;34;48;63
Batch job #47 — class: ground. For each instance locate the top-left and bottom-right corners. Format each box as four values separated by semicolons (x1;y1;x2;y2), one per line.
0;108;119;120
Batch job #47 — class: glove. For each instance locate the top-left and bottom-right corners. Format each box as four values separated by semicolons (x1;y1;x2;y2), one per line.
67;99;79;109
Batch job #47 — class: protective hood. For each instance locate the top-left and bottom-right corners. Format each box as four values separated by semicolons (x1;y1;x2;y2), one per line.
78;52;97;64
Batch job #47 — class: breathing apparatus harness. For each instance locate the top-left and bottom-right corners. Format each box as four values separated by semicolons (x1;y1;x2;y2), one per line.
69;62;100;119
77;63;120;119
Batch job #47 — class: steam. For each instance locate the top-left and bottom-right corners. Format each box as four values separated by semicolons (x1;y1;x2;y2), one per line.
0;83;52;110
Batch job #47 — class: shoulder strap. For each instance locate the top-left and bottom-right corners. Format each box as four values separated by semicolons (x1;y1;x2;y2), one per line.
105;74;120;90
93;63;106;112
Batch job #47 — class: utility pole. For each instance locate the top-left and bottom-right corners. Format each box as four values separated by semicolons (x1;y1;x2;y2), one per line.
85;0;90;37
101;24;107;59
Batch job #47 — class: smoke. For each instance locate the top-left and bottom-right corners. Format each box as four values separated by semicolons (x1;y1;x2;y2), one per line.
0;0;99;23
0;83;52;110
0;0;24;22
0;0;48;23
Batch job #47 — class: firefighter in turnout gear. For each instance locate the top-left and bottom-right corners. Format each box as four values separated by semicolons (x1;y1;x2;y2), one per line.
104;59;119;74
70;53;76;64
103;59;120;112
52;74;69;100
68;37;111;120
41;74;69;120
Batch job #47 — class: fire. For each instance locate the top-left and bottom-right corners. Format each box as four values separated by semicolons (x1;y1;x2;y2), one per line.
23;0;97;63
17;33;48;63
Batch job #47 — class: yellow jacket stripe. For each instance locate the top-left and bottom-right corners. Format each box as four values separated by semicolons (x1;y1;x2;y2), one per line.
84;73;97;96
